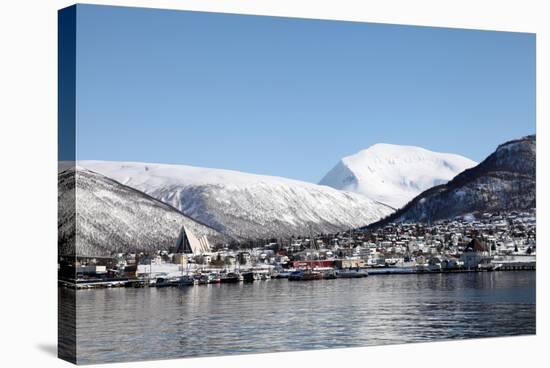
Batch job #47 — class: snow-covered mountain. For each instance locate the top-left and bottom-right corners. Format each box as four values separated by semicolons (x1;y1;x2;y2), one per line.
365;135;536;227
319;144;477;209
58;167;226;257
78;161;394;239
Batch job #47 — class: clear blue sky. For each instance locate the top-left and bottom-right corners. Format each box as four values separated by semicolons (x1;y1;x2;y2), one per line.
74;4;535;183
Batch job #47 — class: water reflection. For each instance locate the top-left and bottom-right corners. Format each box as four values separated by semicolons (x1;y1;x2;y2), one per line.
60;271;535;364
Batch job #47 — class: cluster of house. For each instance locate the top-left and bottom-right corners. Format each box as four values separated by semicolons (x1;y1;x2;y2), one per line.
61;210;536;281
352;210;536;271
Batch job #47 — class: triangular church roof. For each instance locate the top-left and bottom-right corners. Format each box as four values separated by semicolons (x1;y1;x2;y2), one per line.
175;226;211;254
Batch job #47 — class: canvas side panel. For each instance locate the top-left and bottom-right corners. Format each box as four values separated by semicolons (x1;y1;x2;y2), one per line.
58;5;77;365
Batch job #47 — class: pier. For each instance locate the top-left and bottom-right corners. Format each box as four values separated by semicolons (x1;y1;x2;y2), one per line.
58;264;536;289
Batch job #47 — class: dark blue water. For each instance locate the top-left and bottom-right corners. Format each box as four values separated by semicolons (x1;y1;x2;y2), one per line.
60;271;535;364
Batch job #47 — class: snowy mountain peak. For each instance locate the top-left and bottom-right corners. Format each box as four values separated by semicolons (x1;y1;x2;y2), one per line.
364;135;536;227
319;144;477;209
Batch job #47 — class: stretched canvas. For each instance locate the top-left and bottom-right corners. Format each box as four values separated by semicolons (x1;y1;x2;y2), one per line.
58;4;536;365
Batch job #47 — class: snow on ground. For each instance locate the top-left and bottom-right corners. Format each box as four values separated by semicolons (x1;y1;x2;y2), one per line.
319;143;477;209
78;160;394;239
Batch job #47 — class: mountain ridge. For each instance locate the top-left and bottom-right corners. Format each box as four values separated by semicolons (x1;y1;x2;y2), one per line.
363;135;536;228
78;160;394;239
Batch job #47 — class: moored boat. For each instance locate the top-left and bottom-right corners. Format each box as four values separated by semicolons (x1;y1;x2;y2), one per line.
178;275;195;287
273;271;292;279
288;269;324;281
241;271;255;283
208;273;221;284
322;269;337;279
155;277;172;288
221;272;241;283
197;274;209;285
336;268;368;278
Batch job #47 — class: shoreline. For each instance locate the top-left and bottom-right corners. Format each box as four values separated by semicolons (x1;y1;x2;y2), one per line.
58;267;535;290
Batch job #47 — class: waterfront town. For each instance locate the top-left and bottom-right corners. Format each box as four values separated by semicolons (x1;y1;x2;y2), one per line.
59;210;536;289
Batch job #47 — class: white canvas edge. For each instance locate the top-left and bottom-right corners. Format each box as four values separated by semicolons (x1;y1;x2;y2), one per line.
0;1;546;368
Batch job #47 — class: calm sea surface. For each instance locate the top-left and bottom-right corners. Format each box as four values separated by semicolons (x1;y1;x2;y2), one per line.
61;271;535;364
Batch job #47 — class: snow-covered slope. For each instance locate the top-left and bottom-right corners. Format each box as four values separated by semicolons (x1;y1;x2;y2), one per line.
365;135;536;227
78;161;394;239
319;144;477;209
58;167;226;257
